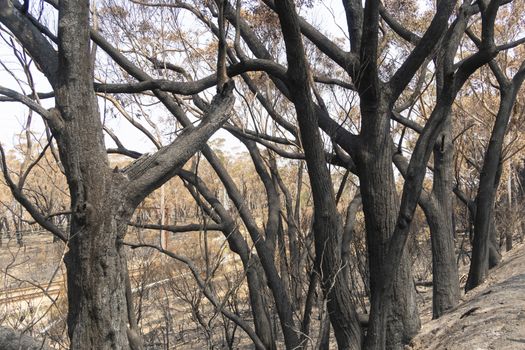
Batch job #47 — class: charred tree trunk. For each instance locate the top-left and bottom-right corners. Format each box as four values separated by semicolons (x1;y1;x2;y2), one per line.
274;1;363;348
178;170;276;349
421;112;460;319
424;201;460;318
341;193;361;279
396;120;460;319
488;215;501;268
271;156;302;309
356;132;420;350
0;2;235;347
50;1;133;347
64;207;136;349
466;64;525;291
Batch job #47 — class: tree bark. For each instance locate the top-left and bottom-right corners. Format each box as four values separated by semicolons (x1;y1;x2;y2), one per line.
0;2;236;348
421;116;460;318
64;207;134;349
50;1;133;347
356;133;420;350
466;65;525;290
178;169;276;349
274;1;363;348
488;216;502;268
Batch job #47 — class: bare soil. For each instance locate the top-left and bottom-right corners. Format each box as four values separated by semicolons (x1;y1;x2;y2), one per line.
2;233;524;349
408;242;525;350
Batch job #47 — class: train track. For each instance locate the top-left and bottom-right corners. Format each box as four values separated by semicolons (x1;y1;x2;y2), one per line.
1;231;223;307
0;282;63;305
0;268;146;306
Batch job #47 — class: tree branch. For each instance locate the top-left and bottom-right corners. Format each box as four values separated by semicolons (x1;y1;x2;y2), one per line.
0;144;67;242
123;83;235;206
0;86;52;119
388;0;455;101
129;222;223;233
94;59;287;95
379;3;420;45
0;0;58;86
123;241;266;350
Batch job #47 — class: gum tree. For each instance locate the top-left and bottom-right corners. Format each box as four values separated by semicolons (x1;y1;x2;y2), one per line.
0;0;234;348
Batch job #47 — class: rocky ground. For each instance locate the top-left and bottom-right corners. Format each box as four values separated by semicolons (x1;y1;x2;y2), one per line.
408;242;525;350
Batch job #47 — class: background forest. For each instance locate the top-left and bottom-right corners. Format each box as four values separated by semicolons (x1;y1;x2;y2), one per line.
0;0;524;349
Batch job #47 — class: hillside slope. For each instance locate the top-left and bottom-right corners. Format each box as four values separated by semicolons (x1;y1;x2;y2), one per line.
408;242;525;350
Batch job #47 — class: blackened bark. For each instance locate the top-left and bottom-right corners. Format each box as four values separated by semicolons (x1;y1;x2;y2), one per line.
354;0;458;347
467;63;525;290
488;217;501;268
270;156;302;308
341;193;361;278
64;207;133;349
0;2;236;348
424;203;460;318
50;1;133;348
421;111;460;319
395;121;460;320
274;1;363;348
300;271;318;344
177;169;276;349
459;195;501;270
363;2;500;345
317;303;331;350
423;49;460;318
387;256;420;347
242;139;280;254
356;136;420;350
424;202;460;318
292;162;304;305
